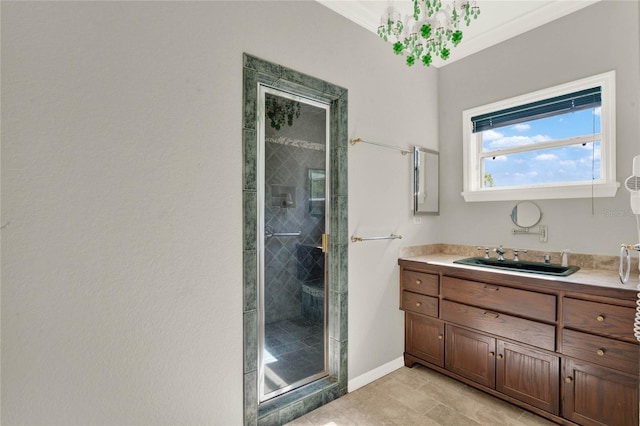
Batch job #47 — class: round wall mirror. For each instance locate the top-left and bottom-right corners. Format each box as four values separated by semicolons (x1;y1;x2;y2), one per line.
511;201;541;228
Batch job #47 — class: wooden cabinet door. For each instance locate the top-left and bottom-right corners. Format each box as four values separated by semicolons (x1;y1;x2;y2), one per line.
562;358;639;426
405;312;444;367
496;340;559;415
445;325;495;388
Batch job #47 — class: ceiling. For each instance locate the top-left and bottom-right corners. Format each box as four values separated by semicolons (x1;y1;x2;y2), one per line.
316;0;601;67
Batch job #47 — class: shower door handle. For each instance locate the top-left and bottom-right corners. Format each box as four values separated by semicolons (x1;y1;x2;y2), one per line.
265;231;301;239
272;232;301;237
321;233;329;253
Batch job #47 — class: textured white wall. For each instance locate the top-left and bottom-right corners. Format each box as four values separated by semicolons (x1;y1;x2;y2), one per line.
437;1;640;255
1;1;438;424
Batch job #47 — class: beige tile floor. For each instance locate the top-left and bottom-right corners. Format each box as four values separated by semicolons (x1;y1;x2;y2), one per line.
288;365;557;426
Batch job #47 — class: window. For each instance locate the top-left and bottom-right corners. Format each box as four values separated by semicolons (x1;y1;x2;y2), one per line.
462;71;618;202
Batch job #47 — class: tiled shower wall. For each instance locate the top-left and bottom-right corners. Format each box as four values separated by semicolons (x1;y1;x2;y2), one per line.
263;137;326;325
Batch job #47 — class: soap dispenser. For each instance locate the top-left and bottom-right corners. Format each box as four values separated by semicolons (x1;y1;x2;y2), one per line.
561;249;570;267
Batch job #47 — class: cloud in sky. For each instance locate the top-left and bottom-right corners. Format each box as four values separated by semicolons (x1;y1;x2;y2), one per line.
487;134;551;149
535;153;559;161
511;171;539;178
512;123;531;131
577;144;601;160
578;152;600;165
482;129;503;141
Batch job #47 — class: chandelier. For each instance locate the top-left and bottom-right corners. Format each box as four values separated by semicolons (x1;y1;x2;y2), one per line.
378;0;480;67
266;95;301;130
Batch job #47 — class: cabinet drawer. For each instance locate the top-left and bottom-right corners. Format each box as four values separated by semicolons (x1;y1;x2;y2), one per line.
402;269;438;296
442;300;555;351
563;297;636;342
402;291;438;317
562;328;639;375
442;276;556;323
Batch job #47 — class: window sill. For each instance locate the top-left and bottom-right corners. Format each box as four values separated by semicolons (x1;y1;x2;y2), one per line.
462;182;620;202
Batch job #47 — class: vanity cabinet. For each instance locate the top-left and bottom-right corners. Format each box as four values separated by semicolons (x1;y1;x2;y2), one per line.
405;312;444;367
562;358;638;426
398;259;639;426
561;296;639;425
401;269;444;367
497;339;559;415
445;325;560;414
445;324;495;387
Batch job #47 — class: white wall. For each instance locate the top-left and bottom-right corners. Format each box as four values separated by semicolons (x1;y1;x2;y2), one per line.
1;1;438;424
437;0;640;256
347;49;440;381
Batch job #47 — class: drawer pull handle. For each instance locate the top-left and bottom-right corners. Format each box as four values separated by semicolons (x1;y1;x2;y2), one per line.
596;349;605;356
484;311;500;319
483;285;500;291
565;377;573;383
415;279;422;285
437;335;443;340
497;354;503;359
415;302;422;307
596;315;605;322
488;351;495;357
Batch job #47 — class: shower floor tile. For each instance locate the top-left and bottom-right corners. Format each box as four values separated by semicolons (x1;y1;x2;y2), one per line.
263;317;326;396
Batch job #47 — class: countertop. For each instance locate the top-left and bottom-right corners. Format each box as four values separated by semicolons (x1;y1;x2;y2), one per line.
399;253;640;293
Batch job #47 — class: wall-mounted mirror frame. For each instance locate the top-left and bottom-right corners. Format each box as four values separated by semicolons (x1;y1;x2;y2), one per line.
414;146;439;215
511;201;542;229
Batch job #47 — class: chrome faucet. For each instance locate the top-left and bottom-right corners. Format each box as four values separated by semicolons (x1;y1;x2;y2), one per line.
543;254;551;264
476;246;490;259
513;249;527;262
494;246;506;261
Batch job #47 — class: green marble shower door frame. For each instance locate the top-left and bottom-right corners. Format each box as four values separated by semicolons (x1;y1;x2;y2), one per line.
242;54;349;425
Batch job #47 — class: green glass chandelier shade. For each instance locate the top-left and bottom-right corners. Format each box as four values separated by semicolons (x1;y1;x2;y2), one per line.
378;0;480;67
266;96;301;130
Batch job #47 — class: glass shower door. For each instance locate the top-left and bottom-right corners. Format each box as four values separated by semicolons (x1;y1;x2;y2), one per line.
258;87;329;401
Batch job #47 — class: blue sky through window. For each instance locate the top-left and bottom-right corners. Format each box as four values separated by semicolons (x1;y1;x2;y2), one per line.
482;108;601;188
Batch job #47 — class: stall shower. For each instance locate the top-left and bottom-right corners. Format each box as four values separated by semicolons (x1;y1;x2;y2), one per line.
259;89;329;401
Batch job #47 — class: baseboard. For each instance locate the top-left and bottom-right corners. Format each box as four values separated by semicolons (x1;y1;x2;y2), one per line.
347;356;405;393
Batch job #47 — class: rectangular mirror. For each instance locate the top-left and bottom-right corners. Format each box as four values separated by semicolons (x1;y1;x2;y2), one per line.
414;146;439;215
308;168;325;218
